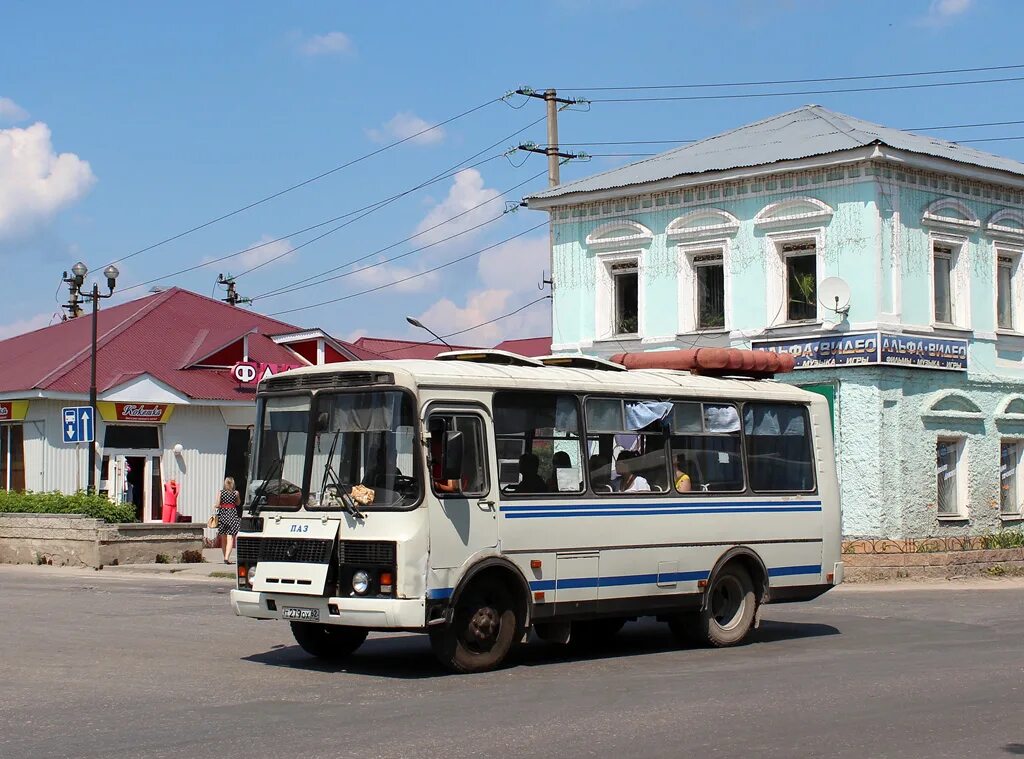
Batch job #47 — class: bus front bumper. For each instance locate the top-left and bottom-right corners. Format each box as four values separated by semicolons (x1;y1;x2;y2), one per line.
231;589;426;630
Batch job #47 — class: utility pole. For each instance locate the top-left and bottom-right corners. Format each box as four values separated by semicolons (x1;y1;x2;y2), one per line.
217;274;251;307
512;87;588;188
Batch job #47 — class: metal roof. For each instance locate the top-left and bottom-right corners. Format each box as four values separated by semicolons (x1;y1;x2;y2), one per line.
527;105;1024;202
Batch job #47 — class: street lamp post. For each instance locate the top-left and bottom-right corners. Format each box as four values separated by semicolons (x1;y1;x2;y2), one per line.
405;316;452;350
73;262;119;494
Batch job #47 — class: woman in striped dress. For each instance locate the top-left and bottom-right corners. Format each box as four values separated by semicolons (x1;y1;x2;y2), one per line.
216;476;242;564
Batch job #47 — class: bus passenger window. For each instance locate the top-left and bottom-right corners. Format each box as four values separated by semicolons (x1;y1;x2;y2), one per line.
494;392;584;496
743;403;815;492
585;398;671;495
670;401;744;493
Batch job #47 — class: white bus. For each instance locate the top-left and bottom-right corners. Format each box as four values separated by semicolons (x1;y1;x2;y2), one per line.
230;350;842;673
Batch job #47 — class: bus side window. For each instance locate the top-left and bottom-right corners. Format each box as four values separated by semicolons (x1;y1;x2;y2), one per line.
670;402;744;493
742;403;815;493
585;398;671;495
493;392;584;496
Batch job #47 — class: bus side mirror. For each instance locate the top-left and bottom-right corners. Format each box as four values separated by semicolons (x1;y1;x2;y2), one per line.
440;431;464;480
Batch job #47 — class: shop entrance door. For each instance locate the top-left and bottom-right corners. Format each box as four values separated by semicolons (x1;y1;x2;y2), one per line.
103;452;163;522
224;428;251;502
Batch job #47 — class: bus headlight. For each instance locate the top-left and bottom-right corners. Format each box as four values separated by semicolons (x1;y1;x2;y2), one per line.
352;570;369;595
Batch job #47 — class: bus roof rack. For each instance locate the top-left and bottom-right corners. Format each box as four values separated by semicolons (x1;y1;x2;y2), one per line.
610;348;795;379
434;350;545;367
537;355;627;372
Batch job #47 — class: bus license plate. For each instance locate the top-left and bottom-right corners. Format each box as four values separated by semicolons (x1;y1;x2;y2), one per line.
282;607;320;622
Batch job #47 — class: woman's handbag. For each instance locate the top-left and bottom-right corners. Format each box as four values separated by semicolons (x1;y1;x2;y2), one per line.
207;513;218;530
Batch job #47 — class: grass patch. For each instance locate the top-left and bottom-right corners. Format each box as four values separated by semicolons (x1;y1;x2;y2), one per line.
209;571;235;579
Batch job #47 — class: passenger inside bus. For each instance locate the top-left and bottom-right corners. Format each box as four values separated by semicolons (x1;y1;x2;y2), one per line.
513;453;548;493
615;451;650;492
673;455;692;492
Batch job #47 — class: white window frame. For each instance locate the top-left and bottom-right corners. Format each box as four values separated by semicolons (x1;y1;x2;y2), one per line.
929;233;970;329
595;250;644;340
764;228;826;327
677;239;730;334
999;439;1023;517
994;243;1023;334
935;436;968;519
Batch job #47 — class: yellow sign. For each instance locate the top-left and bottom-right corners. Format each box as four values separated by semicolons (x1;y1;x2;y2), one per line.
97;402;175;423
0;400;29;422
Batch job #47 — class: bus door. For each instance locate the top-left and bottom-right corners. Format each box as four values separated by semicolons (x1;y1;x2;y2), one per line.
425;407;497;569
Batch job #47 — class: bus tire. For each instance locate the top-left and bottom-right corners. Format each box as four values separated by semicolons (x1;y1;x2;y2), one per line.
290;622;368;661
429;577;519;673
570;617;627;649
669;564;756;648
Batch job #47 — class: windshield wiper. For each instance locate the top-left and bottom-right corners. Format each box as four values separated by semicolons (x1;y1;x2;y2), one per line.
249;456;283;517
319;431;342;507
339;491;366;521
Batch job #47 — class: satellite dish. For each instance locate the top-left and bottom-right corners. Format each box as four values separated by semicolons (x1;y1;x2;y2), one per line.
818;277;851;316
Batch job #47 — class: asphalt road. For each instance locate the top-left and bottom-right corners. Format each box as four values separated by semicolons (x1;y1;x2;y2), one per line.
2;567;1023;759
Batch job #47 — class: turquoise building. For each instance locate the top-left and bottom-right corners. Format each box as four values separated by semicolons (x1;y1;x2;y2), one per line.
526;106;1024;539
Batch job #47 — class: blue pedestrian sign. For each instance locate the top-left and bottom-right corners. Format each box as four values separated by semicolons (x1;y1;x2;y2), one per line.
62;406;95;444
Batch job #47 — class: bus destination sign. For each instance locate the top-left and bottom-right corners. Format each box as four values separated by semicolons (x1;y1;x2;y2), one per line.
751;331;967;371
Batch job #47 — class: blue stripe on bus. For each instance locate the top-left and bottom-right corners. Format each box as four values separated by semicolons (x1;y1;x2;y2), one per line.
426;564;823;600
499;499;822;512
504;507;821;518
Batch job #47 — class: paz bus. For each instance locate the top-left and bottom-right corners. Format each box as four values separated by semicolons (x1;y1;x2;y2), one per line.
230;348;842;673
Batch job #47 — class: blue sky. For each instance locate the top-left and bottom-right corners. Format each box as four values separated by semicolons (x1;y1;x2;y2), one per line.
2;0;1023;345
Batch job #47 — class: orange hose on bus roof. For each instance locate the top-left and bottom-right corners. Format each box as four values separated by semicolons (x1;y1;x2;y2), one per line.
608;348;795;377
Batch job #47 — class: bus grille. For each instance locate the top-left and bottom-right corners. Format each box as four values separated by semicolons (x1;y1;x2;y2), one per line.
337;540;396;566
236;537;333;564
262;372;394;392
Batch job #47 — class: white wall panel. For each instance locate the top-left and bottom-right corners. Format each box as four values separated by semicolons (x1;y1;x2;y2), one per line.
161;405;229;524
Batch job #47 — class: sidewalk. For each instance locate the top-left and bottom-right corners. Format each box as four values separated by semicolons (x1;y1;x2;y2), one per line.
99;548;237;580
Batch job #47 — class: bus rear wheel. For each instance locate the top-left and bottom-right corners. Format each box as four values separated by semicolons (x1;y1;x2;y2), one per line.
430;578;520;673
290;622;368;661
669;564;756;647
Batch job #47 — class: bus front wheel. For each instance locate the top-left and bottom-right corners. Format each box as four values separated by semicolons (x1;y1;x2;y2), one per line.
290;622;368;661
430;578;520;673
669;564;756;647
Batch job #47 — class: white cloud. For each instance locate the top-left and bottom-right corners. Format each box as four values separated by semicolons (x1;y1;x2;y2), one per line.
0;122;96;242
921;0;973;25
415;288;549;346
408;233;551;344
347;258;439;293
366;111;445;146
298;31;354;56
0;97;29;123
415;169;501;246
238;235;295;270
0;310;58;340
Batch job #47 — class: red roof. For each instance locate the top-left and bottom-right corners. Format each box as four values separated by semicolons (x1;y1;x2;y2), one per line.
0;288;305;402
493;336;552;357
352;336;479;360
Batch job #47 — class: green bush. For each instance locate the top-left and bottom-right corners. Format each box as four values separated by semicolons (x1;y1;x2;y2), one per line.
980;530;1024;550
0;490;136;524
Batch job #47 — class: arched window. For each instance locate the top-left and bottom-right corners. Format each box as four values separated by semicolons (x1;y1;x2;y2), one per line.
753;197;834;230
921;390;983;418
921;198;980;232
987;209;1024;242
585;220;653;251
666;209;740;241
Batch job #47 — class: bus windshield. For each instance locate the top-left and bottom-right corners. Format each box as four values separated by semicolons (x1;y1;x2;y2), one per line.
310;391;419;510
249;395;310;510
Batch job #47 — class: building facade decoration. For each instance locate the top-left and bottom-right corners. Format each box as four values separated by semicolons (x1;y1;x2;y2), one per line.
527;105;1024;538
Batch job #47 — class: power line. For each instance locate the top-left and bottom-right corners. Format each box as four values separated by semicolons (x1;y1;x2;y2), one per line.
119;114;547;295
253;168;547;302
107;97;501;267
117;154;501;295
561;63;1024;92
587;75;1024;103
268;222;547;317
